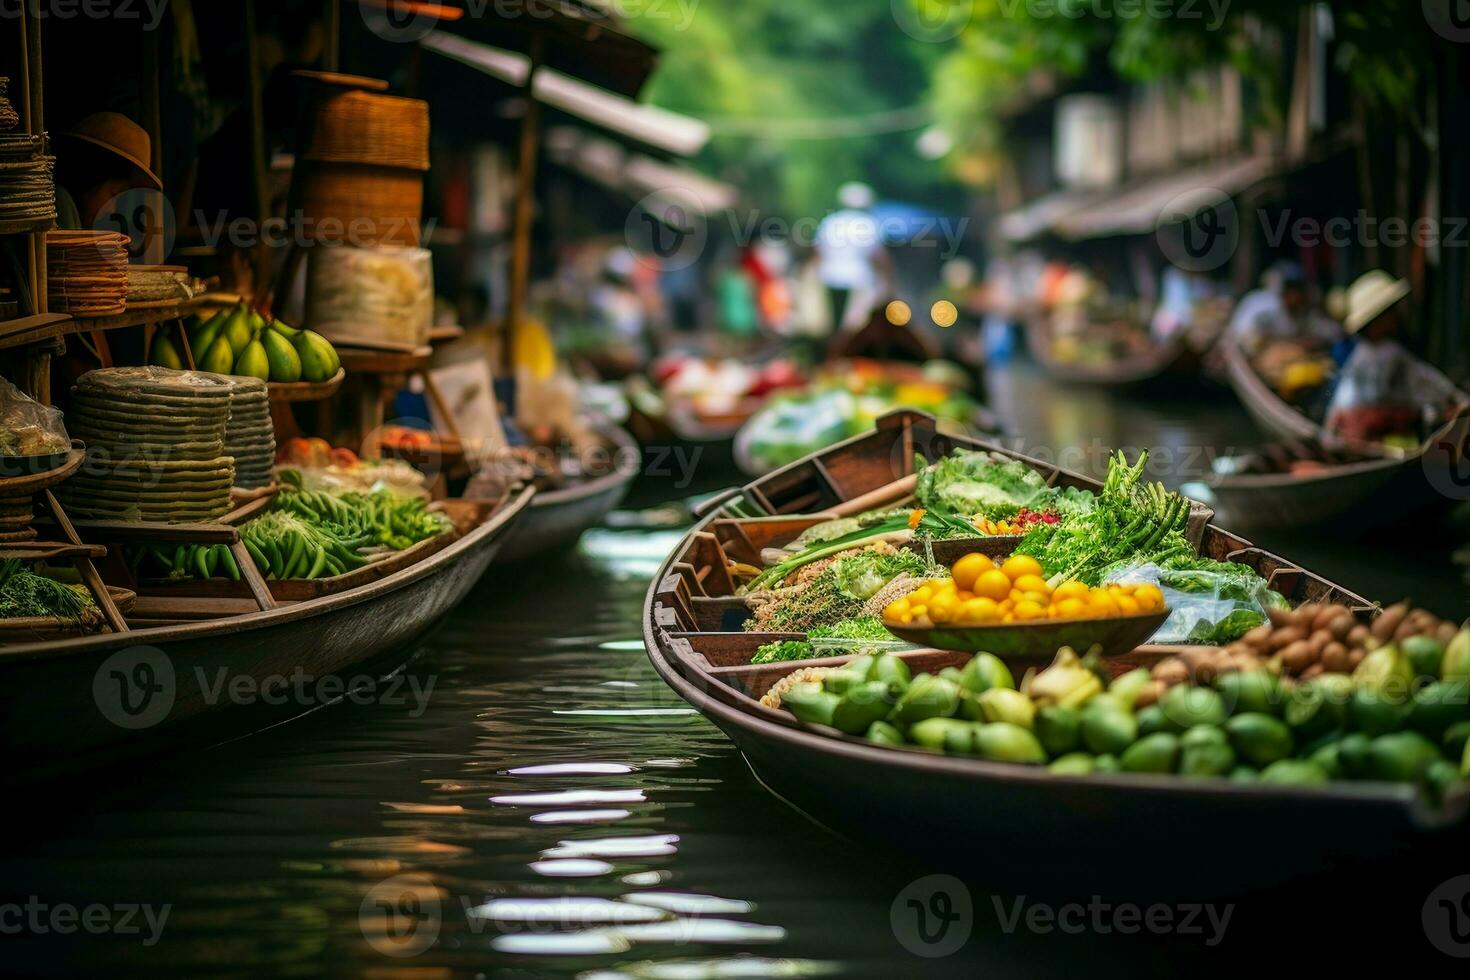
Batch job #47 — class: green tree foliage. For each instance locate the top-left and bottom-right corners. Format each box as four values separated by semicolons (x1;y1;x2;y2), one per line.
630;0;962;216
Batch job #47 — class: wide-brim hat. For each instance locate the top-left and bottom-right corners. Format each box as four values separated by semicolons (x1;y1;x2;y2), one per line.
59;112;162;191
1344;270;1411;335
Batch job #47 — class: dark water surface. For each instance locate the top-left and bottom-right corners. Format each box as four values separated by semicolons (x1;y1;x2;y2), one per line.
2;363;1466;977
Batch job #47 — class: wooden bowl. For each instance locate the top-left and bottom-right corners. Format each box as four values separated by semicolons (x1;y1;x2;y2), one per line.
883;609;1170;661
0;450;71;479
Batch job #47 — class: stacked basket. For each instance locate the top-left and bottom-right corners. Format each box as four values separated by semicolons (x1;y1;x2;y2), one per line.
61;368;236;522
46;231;130;315
222;376;276;490
297;87;429;247
0;131;55;234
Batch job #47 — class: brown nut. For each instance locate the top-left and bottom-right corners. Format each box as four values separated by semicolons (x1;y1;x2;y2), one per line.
1134;679;1165;709
1328;613;1355;641
1347;624;1370;647
1320;641;1351;674
1311;605;1342;632
1348;647;1367;668
1268;626;1308;652
1152;658;1189;686
1372;602;1410;643
1243;624;1274;649
1279;640;1317;674
1268;607;1297;628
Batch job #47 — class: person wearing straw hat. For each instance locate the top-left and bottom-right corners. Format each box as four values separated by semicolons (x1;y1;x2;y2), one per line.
1325;270;1464;443
54;111;163;230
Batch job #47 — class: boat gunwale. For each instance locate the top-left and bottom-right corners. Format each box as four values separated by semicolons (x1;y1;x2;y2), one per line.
0;485;538;663
529;423;641;509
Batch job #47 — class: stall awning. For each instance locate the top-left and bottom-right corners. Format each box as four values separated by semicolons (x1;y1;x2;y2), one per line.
357;0;658;97
546;126;737;217
1054;156;1273;240
420;30;710;157
998;186;1108;243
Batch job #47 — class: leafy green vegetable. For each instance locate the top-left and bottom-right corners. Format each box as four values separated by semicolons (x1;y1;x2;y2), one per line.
750;617;897;664
787;509;910;552
1017;451;1192;585
752;640;818;664
0;559;90;620
917;450;1055;518
745;551;930;633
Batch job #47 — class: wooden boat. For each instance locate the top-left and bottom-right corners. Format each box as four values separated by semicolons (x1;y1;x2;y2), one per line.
494;424;641;563
643;411;1468;895
1209;337;1469;531
1;486;535;785
1026;312;1195;388
1220;335;1326;443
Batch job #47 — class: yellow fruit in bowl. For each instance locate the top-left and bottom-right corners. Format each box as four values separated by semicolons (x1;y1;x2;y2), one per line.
1001;555;1043;581
952;553;994;592
1014;600;1048;621
975;570;1012;602
1088;592;1119;617
1012;574;1052;597
1053;581;1090;603
928;592;960;624
1134;585;1165;612
910;584;936;605
1021;590;1051;608
1116;595;1141;615
1053;597;1088;620
958;597;1001;625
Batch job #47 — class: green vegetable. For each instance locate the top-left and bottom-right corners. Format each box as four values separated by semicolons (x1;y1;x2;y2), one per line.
1179;725;1236;777
832;681;896;735
1259;760;1330;785
866;721;906;747
1048;753;1095;775
973;723;1047;764
1216;671;1283;717
1403;635;1446;681
959;652;1014;694
0;559;90;621
780;683;839;727
1158;685;1227;731
976;688;1036;729
1225;714;1294;767
1409;681;1470;740
1121;733;1181;773
1035;706;1081;756
1366;732;1443;783
892;675;961;725
1080;698;1138;756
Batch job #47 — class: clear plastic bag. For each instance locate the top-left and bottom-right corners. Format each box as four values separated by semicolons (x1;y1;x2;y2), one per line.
0;377;69;457
739;389;853;472
1103;561;1289;646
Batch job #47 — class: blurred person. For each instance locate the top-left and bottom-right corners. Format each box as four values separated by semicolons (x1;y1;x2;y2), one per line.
591;248;649;360
1326;271;1464;443
816;182;885;330
716;246;759;341
1237;270;1341;352
1228;261;1298;343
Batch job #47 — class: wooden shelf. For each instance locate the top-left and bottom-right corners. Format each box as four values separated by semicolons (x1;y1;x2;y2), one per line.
0;300;207;352
0;540;108;561
336;345;432;374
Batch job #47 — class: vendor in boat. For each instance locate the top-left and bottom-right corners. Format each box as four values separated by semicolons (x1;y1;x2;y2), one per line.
1326;271;1465;443
1231;266;1341;354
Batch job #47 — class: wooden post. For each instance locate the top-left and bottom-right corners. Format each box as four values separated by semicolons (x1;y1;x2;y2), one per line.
141;23;164;264
24;0;50;403
244;0;272;296
503;34;545;382
323;0;340;72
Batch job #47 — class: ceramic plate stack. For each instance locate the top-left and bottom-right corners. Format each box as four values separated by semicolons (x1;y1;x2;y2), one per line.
223;376;276;489
60;367;236;522
46;231;130;316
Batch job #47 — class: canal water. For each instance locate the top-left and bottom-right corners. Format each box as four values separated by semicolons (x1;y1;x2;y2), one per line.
2;363;1465;977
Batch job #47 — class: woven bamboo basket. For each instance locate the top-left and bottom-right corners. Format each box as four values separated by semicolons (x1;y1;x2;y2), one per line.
304;91;429;171
297;163;422;247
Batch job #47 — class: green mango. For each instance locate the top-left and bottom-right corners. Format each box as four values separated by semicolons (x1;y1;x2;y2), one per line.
1159;684;1227;731
248;308;269;335
1409;680;1470;740
260;328;303;383
866;721;906;747
908;717;968;752
1216;670;1284;717
1336;733;1374;778
221;304;254;354
294;330;341;382
268;318;304;339
891;675;961;726
832;681;896;735
1179;725;1236;778
1353;643;1416;701
1259;760;1330;785
1092;754;1122;774
1047;753;1095;776
1403;635;1446;681
149;333;183;370
1443;628;1470;683
823;662;871;696
1035;706;1081;756
1350;689;1414;736
973;723;1047;764
781;683;838;728
1108;669;1153;710
233;339;271;381
1442;720;1470;761
1136;704;1171;738
977;688;1036;729
1366;731;1443;783
200;335;236;375
870;654;912;689
1286;675;1353;739
1121;732;1181;774
1229;766;1259;782
1080;700;1138;756
938;666;967;688
1224;713;1294;768
959;652;1013;694
1309;741;1344;779
1426;758;1465;806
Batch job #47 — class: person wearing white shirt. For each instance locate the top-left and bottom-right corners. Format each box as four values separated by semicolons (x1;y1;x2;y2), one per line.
1326;271;1464;442
816;182;886;331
